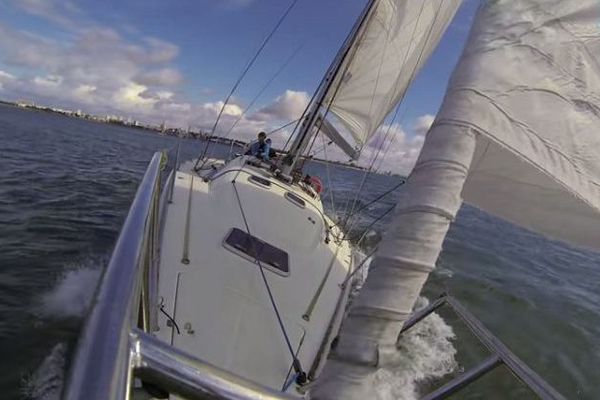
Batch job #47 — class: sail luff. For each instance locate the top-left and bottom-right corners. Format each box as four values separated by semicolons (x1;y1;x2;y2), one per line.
325;0;462;150
282;0;379;174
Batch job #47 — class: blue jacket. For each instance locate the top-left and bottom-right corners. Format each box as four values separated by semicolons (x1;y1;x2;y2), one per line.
248;141;269;160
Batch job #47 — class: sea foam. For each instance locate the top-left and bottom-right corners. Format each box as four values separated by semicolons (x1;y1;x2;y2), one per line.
25;263;102;399
350;250;458;400
38;264;102;319
21;343;65;400
27;253;456;400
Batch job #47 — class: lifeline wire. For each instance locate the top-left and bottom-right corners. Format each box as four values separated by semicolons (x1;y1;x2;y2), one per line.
343;0;444;231
230;179;306;383
194;0;300;170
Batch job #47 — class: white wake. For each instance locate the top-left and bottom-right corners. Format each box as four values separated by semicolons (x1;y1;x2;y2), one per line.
38;264;101;319
350;250;458;400
25;263;102;399
21;343;66;400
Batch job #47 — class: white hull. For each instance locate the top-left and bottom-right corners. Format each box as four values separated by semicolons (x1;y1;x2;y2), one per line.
155;156;354;396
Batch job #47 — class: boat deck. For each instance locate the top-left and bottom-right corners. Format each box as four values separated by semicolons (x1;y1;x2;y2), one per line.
155;157;353;395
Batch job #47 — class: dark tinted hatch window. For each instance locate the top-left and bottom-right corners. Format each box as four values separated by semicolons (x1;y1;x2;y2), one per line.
285;192;306;208
224;228;289;275
248;175;271;187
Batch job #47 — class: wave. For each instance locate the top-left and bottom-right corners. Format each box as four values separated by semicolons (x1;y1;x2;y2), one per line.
349;249;458;400
25;262;103;399
21;343;65;400
37;262;102;319
374;297;457;400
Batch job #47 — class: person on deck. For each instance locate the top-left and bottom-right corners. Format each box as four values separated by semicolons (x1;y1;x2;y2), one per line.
265;138;277;160
245;131;272;160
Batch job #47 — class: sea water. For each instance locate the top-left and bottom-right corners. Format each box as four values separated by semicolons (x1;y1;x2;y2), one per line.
1;104;598;399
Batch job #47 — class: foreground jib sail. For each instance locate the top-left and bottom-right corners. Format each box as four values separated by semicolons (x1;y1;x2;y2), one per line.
315;0;600;398
325;0;461;149
437;0;600;250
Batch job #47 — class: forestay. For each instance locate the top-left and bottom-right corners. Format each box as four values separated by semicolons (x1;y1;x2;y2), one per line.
325;0;461;149
438;0;600;250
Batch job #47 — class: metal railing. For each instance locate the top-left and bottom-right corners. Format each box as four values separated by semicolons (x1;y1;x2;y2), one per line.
399;295;567;400
63;150;293;400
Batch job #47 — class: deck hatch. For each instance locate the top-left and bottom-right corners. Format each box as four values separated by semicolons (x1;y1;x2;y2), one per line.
284;192;305;208
224;228;289;275
248;175;271;188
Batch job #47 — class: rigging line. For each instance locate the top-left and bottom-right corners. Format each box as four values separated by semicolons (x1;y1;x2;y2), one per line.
230;118;300;161
365;4;392;123
296;123;321;171
193;0;301;170
320;132;336;217
340;246;379;288
268;118;300;136
337;12;424;221
378;0;427;115
341;111;395;229
283;0;377;167
340;0;427;221
159;304;181;335
343;0;444;230
337;179;405;238
375;132;398;173
355;203;395;247
224;43;305;140
342;160;398;238
308;139;333;158
375;107;410;173
374;107;409;173
230;179;306;382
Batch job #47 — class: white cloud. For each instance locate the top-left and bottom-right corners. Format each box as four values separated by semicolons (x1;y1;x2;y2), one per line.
10;0;84;29
155;91;174;100
113;82;156;108
413;114;435;136
218;0;256;9
141;38;180;64
0;70;15;80
33;74;63;87
0;3;436;177
203;101;244;117
308;114;436;176
0;70;15;90
135;68;183;86
250;90;309;121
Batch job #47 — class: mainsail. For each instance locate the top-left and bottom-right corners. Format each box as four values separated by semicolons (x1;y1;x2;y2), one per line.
316;0;600;398
325;0;462;149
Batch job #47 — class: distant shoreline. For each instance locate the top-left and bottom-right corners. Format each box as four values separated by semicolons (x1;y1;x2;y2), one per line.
0;99;399;174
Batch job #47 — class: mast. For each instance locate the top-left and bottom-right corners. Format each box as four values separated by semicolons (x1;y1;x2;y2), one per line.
281;0;378;175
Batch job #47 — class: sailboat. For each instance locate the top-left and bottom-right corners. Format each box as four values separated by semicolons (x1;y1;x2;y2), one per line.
63;0;599;399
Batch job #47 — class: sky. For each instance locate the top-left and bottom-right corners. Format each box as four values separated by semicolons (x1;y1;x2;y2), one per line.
0;0;480;174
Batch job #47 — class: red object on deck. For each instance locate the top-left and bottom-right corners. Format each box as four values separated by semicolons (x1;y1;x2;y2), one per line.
309;176;323;194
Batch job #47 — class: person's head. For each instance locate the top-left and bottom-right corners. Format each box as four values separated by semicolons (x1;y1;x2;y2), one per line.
257;131;266;143
266;138;272;145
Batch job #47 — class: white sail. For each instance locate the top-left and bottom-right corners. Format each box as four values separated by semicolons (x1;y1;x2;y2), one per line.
440;0;600;250
315;0;600;398
326;0;462;149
